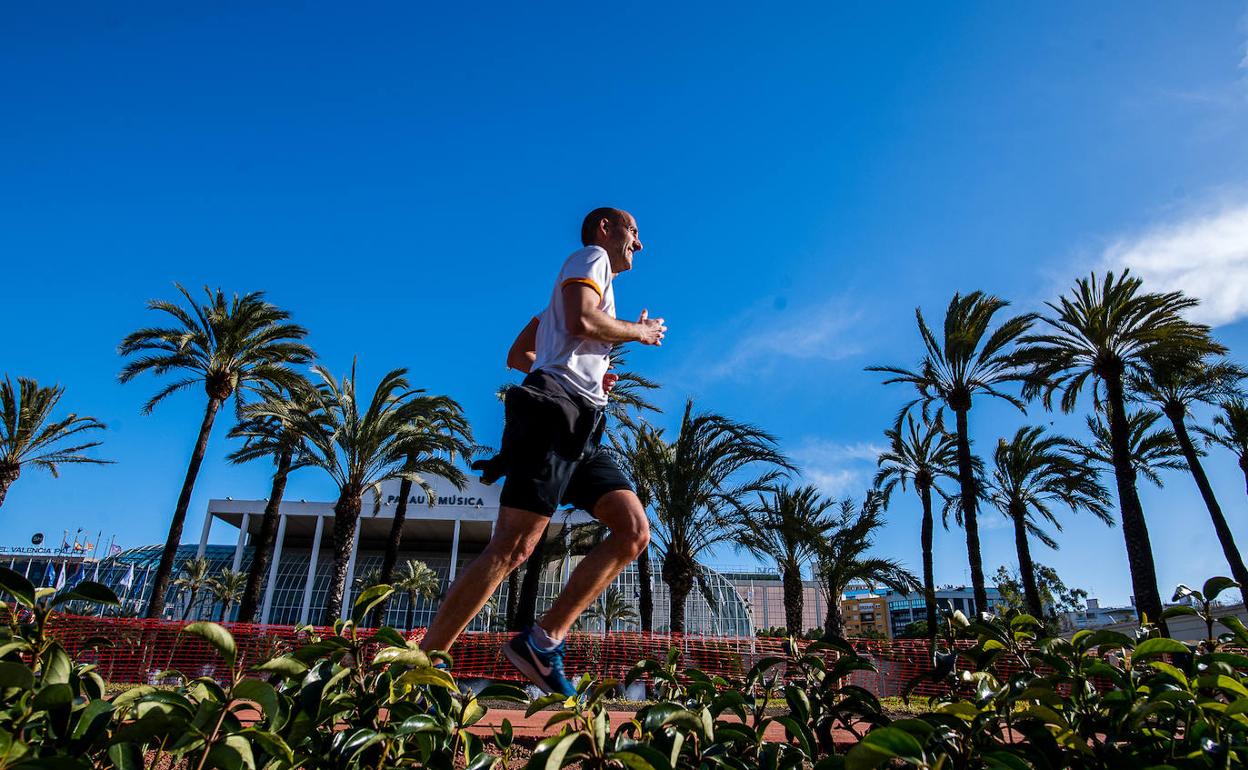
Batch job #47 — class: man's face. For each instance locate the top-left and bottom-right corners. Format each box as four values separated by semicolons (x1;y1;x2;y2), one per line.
603;213;643;273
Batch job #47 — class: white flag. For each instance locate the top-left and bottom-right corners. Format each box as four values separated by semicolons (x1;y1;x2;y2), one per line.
54;563;66;591
118;565;134;590
92;562;100;582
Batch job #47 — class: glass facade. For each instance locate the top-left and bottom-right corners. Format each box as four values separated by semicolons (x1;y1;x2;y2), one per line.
34;543;753;636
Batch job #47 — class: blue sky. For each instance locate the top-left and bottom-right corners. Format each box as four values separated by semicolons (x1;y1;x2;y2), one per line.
4;2;1248;606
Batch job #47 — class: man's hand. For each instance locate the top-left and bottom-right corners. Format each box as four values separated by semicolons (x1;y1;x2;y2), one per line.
603;372;620;393
636;309;667;346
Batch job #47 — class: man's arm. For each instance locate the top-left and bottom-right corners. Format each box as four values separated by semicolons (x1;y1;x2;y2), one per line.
507;317;539;372
562;285;666;346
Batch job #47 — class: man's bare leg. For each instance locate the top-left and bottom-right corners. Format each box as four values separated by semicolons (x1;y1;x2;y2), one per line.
537;489;650;640
420;506;549;653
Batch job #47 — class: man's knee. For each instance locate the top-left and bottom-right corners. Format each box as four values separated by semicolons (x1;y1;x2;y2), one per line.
485;532;539;571
597;491;650;557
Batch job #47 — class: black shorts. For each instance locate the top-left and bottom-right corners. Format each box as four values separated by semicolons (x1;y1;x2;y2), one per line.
496;370;634;517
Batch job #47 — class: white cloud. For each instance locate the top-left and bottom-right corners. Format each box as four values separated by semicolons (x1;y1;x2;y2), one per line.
705;300;865;379
790;438;886;498
1102;201;1248;326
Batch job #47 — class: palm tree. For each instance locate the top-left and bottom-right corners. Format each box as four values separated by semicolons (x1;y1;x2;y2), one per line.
1130;355;1248;591
226;380;323;623
609;425;661;631
209;568;247;622
172;556;214;621
868;292;1035;613
1198;397;1248;495
624;401;792;633
817;492;919;638
1079;409;1188;487
374;406;472;626
1018;271;1221;625
874;413;957;645
586;585;639;635
734;484;834;635
0;376;110;508
252;362;466;623
977;427;1111;618
118;284;313;619
394;559;440;631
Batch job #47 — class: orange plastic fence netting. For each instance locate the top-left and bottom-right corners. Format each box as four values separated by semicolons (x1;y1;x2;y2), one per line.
43;614;975;698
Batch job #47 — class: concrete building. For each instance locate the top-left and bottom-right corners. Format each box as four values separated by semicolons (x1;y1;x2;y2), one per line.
841;595;891;638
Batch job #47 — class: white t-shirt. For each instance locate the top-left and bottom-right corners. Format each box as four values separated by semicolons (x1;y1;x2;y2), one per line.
532;245;615;406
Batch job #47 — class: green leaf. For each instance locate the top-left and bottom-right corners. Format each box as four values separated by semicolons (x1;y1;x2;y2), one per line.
205;733;256;770
1132;638;1189;659
476;682;529;703
33;682;74;711
253;656;307;678
239;727;295;764
612;750;660;770
526;692;568;717
351;584;393;623
233;679;280;722
107;743;144;770
982;751;1034;770
1220;616;1248;648
336;728;383;761
396;714;443;734
844;727;925;770
183;622;237;665
69;698;114;741
373;646;431;668
51;580;120;608
0;567;35;608
546;732;587;770
1160;605;1199;621
42;644;72;685
1202;576;1239;603
1073;629;1135;652
370;626;408;648
0;662;35;690
1148;661;1189;687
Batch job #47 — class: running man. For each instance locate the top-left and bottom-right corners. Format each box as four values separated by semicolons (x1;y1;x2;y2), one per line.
419;207;667;695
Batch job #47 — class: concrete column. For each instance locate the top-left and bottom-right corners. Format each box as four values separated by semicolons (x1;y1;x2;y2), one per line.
447;520;462;582
196;511;213;558
299;516;324;626
259;513;288;624
232;513;250;571
339;522;361;621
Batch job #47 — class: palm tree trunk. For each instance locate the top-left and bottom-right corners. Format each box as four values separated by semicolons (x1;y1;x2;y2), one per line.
1239;454;1248;497
918;482;937;649
822;587;845;638
182;588;199;621
1165;406;1248;591
637;547;653;633
662;557;692;634
406;591;416;631
238;448;293;623
1009;502;1043;618
323;491;362;624
374;472;414;626
515;529;549;629
781;564;804;634
0;463;20;509
1104;376;1165;630
505;568;521;631
953;408;987;613
146;396;223;619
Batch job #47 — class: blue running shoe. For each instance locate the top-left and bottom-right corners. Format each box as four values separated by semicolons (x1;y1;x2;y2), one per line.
503;627;576;697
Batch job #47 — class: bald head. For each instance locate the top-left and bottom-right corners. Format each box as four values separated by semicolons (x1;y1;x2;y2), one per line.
581;207;628;247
